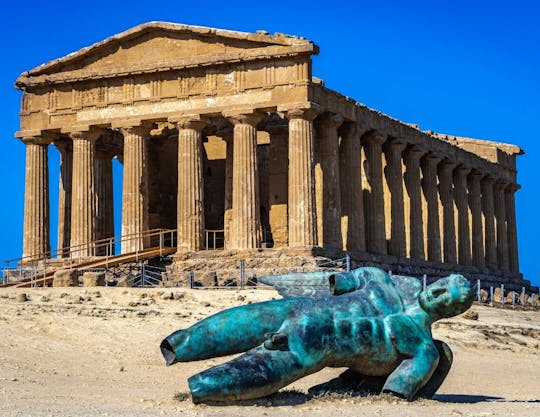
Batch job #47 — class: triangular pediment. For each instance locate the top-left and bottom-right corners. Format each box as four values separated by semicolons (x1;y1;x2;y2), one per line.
16;22;317;88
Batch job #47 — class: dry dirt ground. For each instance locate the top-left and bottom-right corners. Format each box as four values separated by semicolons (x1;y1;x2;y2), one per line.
0;287;538;417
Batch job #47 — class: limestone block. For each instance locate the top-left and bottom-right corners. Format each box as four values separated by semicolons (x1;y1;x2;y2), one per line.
82;271;106;287
53;270;79;287
480;289;489;302
505;291;517;304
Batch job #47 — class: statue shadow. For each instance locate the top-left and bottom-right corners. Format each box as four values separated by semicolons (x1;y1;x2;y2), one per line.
433;394;539;404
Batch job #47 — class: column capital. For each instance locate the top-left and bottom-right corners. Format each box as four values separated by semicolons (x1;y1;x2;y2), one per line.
494;181;509;190
223;109;266;127
339;121;368;139
171;114;209;131
21;135;53;146
315;112;343;129
455;165;472;176
69;127;103;142
423;153;443;165
438;159;458;172
118;124;153;138
506;183;521;192
468;169;485;181
383;138;407;153
361;130;385;146
404;145;426;159
280;102;321;122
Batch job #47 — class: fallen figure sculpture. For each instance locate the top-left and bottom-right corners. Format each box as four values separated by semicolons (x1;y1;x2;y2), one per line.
160;267;473;403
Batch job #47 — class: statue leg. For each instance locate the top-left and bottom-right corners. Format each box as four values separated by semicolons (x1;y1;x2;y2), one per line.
161;298;304;365
415;340;453;399
188;345;320;403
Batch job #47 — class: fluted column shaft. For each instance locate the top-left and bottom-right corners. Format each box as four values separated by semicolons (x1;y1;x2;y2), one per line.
383;141;406;257
362;131;386;254
404;147;425;259
95;154;114;255
22;138;50;260
120;126;149;253
454;166;471;265
421;155;442;262
340;123;366;252
468;171;484;267
494;182;509;271
481;177;497;269
228;113;264;249
505;184;519;273
287;109;318;248
71;131;99;257
221;132;234;249
56;141;72;258
315;114;343;250
438;161;457;264
176;119;206;251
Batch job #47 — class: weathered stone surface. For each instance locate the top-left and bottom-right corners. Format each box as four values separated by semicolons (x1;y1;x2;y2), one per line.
81;271;106;287
53;270;79;287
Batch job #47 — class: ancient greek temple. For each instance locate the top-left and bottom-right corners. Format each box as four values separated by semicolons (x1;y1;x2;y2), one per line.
14;22;527;288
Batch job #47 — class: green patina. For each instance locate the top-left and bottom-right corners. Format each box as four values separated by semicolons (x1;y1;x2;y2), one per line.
161;267;473;403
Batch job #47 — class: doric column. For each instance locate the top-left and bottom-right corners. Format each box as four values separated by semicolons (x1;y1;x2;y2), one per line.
494;182;509;271
267;127;289;248
55;140;72;258
70;130;101;257
95;151;114;255
438;161;457;264
22;137;50;260
217;130;234;249
120;126;150;253
454;166;471;266
286;108;318;248
175;117;207;251
505;184;519;273
403;146;425;260
340;122;366;252
226;111;265;249
481;176;497;269
361;130;386;255
421;154;442;263
314;113;343;250
468;171;484;267
383;140;406;257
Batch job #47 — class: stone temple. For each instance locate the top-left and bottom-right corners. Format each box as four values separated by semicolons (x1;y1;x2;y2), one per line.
13;22;530;289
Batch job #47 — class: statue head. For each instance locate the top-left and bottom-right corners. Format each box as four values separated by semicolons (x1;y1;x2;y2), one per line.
419;274;473;320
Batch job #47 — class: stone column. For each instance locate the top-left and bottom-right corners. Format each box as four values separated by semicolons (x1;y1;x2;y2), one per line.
22;137;50;260
494;182;509;271
481;176;497;269
421;154;442;263
226;112;265;249
454;166;472;266
383;140;406;257
218;130;234;249
438;161;457;264
340;123;366;252
286;108;318;248
70;130;100;257
403;146;425;260
95;152;114;255
55;140;72;258
120;126;150;253
268;129;289;248
314;113;343;250
505;184;519;273
176;117;207;251
468;171;484;267
361;131;386;255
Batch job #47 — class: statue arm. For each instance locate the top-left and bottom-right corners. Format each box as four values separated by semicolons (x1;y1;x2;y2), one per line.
382;343;439;401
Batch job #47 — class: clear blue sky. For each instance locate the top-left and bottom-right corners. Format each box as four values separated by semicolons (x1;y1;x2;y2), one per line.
1;0;538;287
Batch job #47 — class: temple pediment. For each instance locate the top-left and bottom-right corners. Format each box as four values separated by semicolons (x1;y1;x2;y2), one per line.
15;22;318;89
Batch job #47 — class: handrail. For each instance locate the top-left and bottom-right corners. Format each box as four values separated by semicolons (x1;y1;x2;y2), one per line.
3;228;177;266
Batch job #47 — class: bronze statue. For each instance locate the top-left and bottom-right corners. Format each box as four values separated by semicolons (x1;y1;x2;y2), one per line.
161;267;473;403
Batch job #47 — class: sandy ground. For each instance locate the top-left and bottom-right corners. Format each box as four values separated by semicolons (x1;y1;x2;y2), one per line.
0;287;538;417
